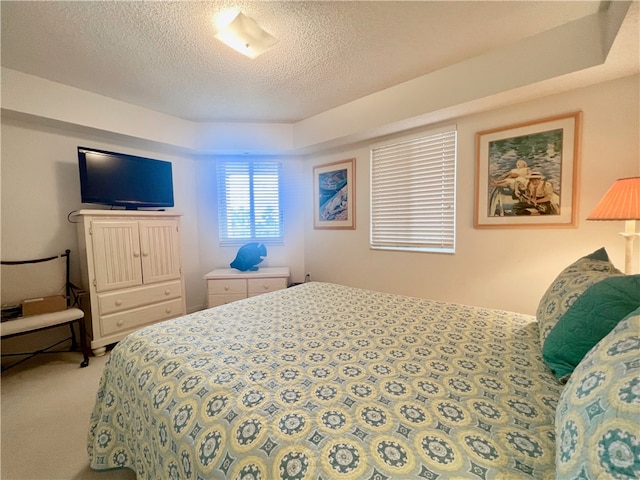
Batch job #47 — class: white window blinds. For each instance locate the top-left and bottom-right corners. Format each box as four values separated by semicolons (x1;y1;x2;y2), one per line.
217;161;283;246
370;128;457;253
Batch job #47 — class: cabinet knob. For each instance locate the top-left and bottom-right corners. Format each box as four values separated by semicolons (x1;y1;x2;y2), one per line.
115;299;123;306
224;284;230;291
133;251;140;258
142;251;149;257
117;320;124;327
165;308;172;314
164;289;171;296
263;284;269;290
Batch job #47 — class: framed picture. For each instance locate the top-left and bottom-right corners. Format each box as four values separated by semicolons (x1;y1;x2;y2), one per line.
474;111;581;228
313;158;356;229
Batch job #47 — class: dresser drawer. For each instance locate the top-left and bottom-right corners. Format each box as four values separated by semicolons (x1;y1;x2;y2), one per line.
100;298;183;336
247;277;287;295
207;293;247;308
98;281;182;315
207;278;247;295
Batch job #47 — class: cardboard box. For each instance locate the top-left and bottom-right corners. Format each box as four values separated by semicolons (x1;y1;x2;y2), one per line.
21;295;67;316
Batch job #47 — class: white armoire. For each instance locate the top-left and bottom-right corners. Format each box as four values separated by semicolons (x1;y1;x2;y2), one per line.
75;210;186;356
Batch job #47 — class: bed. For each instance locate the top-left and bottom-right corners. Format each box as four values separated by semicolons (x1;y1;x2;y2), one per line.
88;251;640;480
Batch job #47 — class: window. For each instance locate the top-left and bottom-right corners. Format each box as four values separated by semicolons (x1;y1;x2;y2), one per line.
217;160;283;246
370;127;456;253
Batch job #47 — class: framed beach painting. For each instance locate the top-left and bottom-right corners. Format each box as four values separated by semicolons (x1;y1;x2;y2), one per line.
474;112;581;228
313;158;355;229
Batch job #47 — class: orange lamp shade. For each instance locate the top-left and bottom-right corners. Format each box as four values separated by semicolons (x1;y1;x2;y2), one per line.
587;177;640;221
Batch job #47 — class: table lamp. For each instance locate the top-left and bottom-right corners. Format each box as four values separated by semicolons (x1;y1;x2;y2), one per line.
587;177;640;274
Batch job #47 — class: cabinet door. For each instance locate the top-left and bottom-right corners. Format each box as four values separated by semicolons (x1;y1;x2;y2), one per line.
91;221;143;292
139;220;182;285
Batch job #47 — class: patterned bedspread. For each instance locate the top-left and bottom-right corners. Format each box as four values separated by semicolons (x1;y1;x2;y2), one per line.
88;282;563;479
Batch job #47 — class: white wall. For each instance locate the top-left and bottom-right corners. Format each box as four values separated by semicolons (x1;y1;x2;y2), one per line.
194;155;307;292
0;115;202;311
0;114;308;313
303;75;640;315
2;74;637;325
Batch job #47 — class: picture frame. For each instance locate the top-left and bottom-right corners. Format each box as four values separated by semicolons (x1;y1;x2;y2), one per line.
474;111;581;228
313;158;356;230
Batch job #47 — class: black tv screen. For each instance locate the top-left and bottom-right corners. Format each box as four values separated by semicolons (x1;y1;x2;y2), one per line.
78;147;174;209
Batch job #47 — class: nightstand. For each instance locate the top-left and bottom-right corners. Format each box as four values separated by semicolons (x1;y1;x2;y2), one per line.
204;267;290;308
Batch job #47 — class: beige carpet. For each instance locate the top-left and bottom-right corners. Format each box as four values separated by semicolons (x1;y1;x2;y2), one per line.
1;350;137;480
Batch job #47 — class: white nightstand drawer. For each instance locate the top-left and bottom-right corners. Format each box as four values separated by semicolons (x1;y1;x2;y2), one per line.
207;294;247;308
247;277;288;295
207;279;247;295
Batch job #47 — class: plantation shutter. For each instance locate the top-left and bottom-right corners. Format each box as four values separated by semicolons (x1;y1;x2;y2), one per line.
217;161;283;246
370;128;456;253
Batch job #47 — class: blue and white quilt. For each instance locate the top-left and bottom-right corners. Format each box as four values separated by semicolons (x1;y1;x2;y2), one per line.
88;282;562;479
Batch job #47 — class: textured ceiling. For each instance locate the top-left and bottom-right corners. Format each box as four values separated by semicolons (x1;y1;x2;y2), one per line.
0;1;635;124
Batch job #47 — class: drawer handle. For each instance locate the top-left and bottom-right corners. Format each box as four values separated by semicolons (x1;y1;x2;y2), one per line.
165;307;172;314
164;289;171;296
224;284;230;291
115;299;123;306
117;319;124;327
133;251;140;258
263;284;269;290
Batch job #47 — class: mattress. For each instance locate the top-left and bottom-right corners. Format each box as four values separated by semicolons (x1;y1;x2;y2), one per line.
88;282;563;479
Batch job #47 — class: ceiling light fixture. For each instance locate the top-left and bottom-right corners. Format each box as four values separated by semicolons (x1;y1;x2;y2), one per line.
214;11;278;59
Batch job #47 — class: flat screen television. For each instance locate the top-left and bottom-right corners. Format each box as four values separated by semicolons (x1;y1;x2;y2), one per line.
78;147;174;209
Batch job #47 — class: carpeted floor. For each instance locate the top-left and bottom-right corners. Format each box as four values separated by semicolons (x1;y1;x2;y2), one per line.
1;350;137;480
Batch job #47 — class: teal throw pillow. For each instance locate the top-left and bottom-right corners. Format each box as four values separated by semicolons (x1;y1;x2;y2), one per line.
555;308;640;479
536;247;622;347
542;274;640;381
